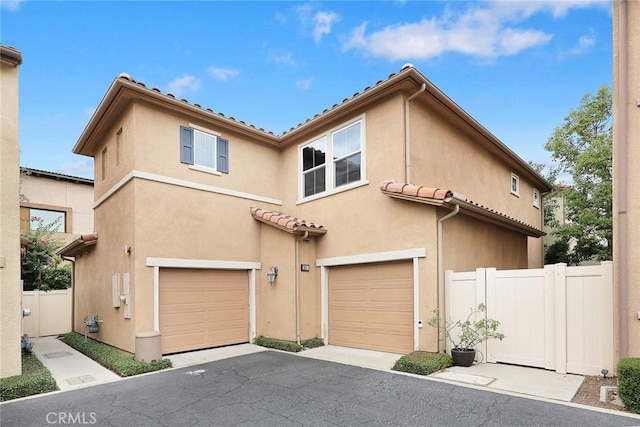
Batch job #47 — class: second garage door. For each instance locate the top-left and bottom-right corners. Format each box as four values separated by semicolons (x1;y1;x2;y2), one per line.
160;268;249;354
329;261;413;354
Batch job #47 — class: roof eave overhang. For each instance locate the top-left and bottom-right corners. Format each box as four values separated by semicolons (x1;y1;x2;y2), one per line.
252;215;327;236
381;190;450;207
445;201;546;238
74;79;281;157
58;234;98;257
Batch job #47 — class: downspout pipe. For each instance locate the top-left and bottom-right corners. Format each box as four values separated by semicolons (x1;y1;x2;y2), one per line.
616;0;629;359
404;83;427;183
295;231;309;345
436;203;460;353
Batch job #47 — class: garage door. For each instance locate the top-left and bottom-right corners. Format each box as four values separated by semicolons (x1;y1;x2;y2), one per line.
160;268;248;354
329;261;413;354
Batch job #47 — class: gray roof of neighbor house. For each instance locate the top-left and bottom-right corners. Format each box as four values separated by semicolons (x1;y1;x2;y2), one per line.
73;65;552;193
21;167;94;186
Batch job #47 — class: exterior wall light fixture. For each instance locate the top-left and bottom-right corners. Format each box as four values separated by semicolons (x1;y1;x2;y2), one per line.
267;266;278;285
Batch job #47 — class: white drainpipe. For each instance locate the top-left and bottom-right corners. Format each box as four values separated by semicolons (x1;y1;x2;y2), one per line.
295;231;309;345
404;83;427;183
437;203;460;352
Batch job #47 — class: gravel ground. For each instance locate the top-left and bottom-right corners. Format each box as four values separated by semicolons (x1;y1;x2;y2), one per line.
571;376;632;414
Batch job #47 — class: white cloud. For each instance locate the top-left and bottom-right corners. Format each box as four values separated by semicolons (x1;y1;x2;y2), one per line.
313;11;339;44
0;0;24;11
342;1;605;61
296;78;313;90
567;32;597;56
295;4;339;44
207;66;239;82
166;75;200;97
270;51;296;66
57;160;94;179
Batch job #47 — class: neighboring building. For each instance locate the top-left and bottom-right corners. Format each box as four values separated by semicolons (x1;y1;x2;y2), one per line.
20;167;95;245
61;65;551;357
0;44;23;378
613;0;639;359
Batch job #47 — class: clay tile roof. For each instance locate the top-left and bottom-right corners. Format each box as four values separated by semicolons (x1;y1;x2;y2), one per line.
58;233;98;257
380;180;544;237
250;207;327;236
380;180;453;203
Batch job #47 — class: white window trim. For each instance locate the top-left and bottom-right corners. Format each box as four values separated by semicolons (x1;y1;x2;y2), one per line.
533;188;540;209
511;173;520;197
297;115;366;202
188;164;222;176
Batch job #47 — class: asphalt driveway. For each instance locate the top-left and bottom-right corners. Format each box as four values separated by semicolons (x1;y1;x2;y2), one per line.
1;351;638;427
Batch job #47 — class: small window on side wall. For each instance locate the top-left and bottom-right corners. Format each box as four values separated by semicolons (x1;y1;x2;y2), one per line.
533;189;540;208
511;173;520;196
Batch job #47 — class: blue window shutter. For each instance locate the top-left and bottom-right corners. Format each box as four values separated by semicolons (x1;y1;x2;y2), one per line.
180;126;193;164
217;137;229;173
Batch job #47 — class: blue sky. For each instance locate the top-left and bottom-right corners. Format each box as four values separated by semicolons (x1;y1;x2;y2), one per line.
1;0;612;180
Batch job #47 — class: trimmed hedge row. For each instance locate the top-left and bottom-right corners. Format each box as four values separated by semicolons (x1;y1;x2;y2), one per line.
0;351;58;401
617;357;640;414
255;336;303;352
392;351;452;376
60;333;171;377
301;337;325;349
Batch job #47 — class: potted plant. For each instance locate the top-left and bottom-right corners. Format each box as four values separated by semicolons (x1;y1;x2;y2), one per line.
428;303;505;367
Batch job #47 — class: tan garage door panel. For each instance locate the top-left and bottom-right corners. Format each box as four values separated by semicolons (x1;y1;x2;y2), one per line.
160;269;248;354
329;261;413;354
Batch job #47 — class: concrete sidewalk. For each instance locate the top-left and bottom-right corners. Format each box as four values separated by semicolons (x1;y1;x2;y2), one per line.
31;336;120;391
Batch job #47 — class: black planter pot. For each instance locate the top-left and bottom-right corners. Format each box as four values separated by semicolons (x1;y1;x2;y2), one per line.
451;348;476;367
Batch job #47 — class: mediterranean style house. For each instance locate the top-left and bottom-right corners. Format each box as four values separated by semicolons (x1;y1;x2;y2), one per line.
1;44;23;378
61;65;551;357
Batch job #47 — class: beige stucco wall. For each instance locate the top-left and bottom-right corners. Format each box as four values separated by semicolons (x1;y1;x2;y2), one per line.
0;50;22;377
613;0;640;359
20;174;94;243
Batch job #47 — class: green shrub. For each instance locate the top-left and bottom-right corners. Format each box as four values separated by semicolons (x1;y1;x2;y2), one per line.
392;351;452;376
301;337;325;349
617;357;640;413
255;336;303;352
0;351;58;401
60;333;171;377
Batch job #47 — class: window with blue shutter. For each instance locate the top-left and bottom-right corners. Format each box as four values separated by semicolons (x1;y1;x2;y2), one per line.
217;137;229;173
180;126;229;174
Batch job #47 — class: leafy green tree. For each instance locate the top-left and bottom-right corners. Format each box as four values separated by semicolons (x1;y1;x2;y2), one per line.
544;85;612;264
21;219;71;291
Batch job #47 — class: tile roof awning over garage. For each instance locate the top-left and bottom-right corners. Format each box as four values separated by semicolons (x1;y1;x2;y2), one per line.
380;180;545;238
58;233;98;257
250;208;327;236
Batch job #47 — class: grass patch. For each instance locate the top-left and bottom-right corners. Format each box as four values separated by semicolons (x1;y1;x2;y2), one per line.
301;337;325;349
255;336;303;352
60;333;171;377
392;351;452;376
617;357;640;414
0;351;58;401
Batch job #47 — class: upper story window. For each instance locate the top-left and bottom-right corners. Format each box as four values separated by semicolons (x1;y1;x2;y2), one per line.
180;125;229;174
533;189;540;209
510;173;520;196
300;118;365;200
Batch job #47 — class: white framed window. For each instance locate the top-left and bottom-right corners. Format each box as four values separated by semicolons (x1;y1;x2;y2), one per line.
533;189;540;208
180;126;229;174
299;117;365;200
510;173;520;196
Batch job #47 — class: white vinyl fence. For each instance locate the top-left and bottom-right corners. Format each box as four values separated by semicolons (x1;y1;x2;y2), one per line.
22;289;72;337
445;262;614;376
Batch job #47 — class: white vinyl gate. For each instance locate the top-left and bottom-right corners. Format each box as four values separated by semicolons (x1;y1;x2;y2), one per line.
445;262;614;376
22;289;72;337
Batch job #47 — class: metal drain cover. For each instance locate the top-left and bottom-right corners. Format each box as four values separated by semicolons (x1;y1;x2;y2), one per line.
43;351;73;359
65;375;96;385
